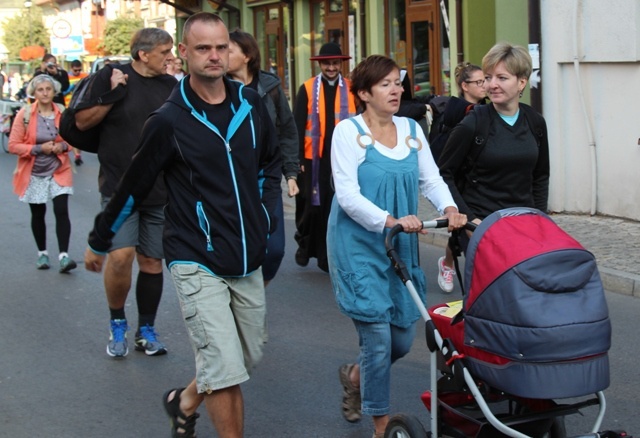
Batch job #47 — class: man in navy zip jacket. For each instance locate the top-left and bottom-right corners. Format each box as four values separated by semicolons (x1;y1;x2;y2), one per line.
84;12;281;438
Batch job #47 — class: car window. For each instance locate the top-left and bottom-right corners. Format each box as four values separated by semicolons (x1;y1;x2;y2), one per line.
91;56;132;74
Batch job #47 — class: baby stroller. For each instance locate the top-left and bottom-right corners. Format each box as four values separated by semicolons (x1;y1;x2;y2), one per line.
384;207;629;438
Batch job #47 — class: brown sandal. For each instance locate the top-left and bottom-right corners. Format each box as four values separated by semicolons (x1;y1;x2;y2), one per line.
339;363;361;422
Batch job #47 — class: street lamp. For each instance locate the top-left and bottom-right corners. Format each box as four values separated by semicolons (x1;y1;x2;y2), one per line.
24;1;32;46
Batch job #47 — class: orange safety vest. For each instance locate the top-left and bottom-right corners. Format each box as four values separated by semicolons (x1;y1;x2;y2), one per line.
302;74;356;159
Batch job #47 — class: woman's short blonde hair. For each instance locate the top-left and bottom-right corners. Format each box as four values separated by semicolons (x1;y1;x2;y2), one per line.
482;42;532;79
27;74;62;96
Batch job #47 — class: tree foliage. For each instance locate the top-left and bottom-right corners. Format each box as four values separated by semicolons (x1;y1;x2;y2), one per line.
100;17;143;56
1;7;50;60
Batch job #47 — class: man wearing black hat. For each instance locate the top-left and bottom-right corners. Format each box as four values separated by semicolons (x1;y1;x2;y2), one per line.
293;42;356;272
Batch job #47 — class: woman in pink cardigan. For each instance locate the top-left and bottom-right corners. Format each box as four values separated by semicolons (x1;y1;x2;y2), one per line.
9;75;76;272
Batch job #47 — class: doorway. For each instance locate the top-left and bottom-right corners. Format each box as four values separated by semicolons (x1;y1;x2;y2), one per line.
387;0;443;96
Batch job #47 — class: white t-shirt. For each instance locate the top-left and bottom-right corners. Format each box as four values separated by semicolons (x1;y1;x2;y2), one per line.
331;114;456;233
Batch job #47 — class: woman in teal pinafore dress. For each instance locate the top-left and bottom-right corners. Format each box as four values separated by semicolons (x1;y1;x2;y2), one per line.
327;55;467;438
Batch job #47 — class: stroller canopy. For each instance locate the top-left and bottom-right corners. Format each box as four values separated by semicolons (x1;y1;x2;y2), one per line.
460;207;611;398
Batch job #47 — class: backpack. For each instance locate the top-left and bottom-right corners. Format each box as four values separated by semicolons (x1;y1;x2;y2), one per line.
22;103;66;127
59;65;126;153
426;96;450;144
429;97;475;163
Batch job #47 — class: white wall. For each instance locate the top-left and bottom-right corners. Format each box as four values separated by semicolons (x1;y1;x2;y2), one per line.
541;0;640;220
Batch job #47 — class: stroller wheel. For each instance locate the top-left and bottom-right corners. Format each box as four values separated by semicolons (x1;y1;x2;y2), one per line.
384;413;428;438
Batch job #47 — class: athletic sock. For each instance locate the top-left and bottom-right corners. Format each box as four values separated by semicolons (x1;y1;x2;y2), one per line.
136;271;163;329
109;307;126;321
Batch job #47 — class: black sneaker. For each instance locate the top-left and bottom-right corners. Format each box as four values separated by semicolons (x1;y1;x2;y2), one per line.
295;248;309;267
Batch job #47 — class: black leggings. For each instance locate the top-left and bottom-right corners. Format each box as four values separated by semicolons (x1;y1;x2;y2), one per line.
29;194;71;253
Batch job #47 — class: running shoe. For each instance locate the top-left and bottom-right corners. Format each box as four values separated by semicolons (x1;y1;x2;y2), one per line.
36;254;50;270
59;256;77;273
107;319;129;357
437;256;456;293
135;325;167;356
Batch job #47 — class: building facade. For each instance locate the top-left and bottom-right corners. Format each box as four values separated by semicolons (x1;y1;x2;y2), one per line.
3;0;638;220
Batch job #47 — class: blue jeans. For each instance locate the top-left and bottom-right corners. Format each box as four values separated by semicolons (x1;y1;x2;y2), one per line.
353;320;416;416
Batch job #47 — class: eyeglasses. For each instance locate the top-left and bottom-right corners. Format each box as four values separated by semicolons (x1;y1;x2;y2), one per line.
465;79;485;87
72;69;82;73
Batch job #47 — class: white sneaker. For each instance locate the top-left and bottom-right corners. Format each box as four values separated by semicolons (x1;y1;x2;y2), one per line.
437;256;456;293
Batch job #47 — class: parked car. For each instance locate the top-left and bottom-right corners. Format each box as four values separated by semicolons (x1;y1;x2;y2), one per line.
91;56;132;74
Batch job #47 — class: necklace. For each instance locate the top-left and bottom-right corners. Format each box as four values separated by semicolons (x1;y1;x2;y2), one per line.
38;109;58;141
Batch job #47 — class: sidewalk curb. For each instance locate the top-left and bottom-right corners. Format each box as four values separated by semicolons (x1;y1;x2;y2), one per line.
599;267;640;298
419;230;638;298
419;228;450;249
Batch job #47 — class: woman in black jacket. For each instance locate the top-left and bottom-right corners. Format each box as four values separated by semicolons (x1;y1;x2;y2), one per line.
227;29;299;287
438;43;549;285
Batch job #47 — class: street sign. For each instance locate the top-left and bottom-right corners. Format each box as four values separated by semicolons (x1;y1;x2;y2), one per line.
50;35;84;58
51;19;72;39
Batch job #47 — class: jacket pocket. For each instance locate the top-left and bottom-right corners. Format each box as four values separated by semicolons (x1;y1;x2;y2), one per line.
170;263;209;349
196;201;213;252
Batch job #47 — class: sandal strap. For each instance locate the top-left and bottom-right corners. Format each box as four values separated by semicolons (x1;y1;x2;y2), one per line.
339;364;362;422
176;412;199;437
164;387;200;437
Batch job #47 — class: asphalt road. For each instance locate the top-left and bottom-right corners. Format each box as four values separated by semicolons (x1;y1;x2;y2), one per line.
0;151;637;437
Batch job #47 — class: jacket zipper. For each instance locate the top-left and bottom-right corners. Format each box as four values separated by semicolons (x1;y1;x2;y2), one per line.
196;201;213;252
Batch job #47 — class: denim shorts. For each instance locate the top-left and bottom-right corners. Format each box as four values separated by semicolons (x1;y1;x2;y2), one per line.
169;263;266;394
100;197;164;259
353;320;416;416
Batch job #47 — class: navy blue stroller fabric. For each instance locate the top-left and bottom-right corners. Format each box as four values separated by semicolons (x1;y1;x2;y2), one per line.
460;207;610;398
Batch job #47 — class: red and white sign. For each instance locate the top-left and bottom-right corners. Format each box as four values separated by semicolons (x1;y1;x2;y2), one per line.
51;19;72;39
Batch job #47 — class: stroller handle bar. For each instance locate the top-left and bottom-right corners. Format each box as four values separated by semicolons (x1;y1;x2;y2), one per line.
385;219;476;294
385;219;477;254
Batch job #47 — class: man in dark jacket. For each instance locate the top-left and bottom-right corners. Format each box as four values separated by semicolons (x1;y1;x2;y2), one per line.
84;12;281;437
33;54;69;106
